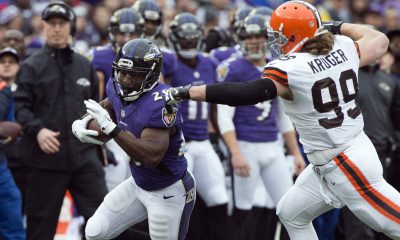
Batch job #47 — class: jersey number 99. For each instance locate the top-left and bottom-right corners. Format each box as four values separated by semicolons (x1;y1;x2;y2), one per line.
312;69;361;129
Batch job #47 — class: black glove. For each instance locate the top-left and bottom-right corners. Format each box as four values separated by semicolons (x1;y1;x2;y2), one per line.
164;85;191;113
322;21;344;35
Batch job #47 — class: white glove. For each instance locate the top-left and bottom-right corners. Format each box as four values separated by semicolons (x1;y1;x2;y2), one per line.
84;99;117;135
72;115;104;145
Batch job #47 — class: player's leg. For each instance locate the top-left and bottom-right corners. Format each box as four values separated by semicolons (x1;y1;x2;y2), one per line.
146;171;196;240
244;179;276;240
230;141;262;239
276;165;334;240
188;140;228;206
233;141;261;210
260;141;294;206
254;188;280;240
85;177;148;240
328;133;400;239
188;140;229;240
182;144;205;240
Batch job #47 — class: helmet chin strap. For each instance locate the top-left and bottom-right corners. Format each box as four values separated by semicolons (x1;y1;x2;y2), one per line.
286;37;309;55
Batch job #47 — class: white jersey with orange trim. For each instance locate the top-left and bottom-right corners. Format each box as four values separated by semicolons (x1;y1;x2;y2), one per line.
263;35;362;153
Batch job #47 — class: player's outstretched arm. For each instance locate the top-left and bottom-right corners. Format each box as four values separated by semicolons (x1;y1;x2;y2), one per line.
166;78;285;107
340;23;389;67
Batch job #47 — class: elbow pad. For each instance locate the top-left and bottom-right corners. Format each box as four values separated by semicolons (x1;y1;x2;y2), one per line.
206;79;277;106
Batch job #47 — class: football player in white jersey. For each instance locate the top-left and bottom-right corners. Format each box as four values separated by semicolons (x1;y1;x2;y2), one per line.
164;1;400;239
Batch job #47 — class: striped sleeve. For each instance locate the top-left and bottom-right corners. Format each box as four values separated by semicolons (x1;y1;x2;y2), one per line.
354;41;361;59
262;66;288;86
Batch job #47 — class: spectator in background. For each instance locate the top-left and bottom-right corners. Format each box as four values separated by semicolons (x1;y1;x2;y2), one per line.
380;52;395;75
174;0;198;14
0;47;25;240
312;1;332;21
0;5;24;31
1;29;25;60
24;3;46;58
90;4;112;46
325;0;351;21
363;3;385;31
383;3;400;31
196;5;220;34
102;0;123;13
73;4;91;53
13;3;108;239
349;0;370;23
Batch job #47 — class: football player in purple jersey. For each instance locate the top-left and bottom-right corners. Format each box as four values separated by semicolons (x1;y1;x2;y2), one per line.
168;12;229;240
209;7;253;63
73;38;195;240
133;0;178;84
87;8;144;100
216;14;305;239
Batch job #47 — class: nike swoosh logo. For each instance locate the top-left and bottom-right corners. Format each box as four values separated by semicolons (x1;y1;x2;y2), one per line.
163;195;174;199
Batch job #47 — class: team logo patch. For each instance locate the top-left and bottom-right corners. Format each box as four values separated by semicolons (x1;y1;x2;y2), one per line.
121;110;125;118
144;45;161;62
185;188;196;203
216;63;229;82
76;78;91;87
162;107;177;127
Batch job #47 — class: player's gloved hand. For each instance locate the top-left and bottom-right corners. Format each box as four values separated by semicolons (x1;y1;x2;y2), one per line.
322;21;344;35
72;115;104;145
164;85;191;113
84;99;119;136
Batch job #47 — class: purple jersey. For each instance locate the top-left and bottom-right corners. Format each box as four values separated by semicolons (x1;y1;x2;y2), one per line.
218;56;279;142
210;45;242;63
88;44;116;97
160;47;178;78
106;80;187;190
170;54;218;141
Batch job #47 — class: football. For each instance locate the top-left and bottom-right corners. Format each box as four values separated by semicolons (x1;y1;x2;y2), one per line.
0;121;22;139
87;119;112;143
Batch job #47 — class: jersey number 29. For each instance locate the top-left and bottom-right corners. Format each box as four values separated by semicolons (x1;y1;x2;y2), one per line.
312;69;361;129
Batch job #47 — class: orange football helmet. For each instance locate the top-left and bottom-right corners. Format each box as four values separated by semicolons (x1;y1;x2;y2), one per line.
268;1;322;56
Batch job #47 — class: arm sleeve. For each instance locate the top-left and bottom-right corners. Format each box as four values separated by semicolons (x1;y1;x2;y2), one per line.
217;104;235;134
276;100;294;133
13;63;45;135
205;78;277;106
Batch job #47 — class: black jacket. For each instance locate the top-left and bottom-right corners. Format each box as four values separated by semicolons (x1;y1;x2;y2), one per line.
0;83;12;164
14;44;99;170
357;67;400;150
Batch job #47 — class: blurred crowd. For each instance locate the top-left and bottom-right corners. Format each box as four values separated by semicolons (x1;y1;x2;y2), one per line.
1;0;400;240
1;0;400;55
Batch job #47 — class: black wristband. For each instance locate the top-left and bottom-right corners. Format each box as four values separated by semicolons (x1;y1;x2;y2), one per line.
109;126;121;138
322;21;344;35
179;85;191;100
